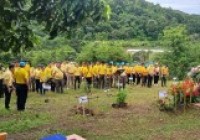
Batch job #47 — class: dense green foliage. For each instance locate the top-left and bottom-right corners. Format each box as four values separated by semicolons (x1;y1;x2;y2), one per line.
77;42;131;63
153;25;200;79
0;0;106;53
73;0;200;40
1;0;200;79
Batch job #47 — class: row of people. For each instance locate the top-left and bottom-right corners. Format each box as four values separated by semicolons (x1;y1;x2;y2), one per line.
28;61;169;93
0;61;169;110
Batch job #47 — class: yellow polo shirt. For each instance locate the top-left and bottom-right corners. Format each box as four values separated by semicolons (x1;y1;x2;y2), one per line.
99;64;107;75
14;67;28;84
45;66;52;79
35;68;41;79
3;69;14;86
74;67;82;76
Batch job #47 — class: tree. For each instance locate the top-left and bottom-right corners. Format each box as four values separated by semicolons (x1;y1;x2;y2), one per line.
159;25;189;79
0;0;108;53
77;44;131;62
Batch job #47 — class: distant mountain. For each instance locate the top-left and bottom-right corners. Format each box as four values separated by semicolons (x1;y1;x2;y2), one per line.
72;0;200;41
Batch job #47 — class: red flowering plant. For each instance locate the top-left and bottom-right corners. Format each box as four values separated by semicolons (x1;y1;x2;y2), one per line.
181;78;195;97
167;77;195;108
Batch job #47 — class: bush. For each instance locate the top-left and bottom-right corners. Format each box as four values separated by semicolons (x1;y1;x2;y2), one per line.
116;90;127;104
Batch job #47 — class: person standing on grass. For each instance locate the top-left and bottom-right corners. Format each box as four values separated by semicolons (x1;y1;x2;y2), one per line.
147;64;154;88
99;62;107;89
35;65;42;93
92;62;100;89
141;65;148;87
161;65;169;87
52;62;64;93
30;66;36;92
106;63;113;90
135;64;142;85
73;63;82;90
14;62;29;111
39;65;47;95
3;64;15;110
154;63;160;86
82;62;93;93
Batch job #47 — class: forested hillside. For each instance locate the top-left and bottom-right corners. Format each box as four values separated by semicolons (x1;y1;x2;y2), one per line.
72;0;200;40
1;0;200;79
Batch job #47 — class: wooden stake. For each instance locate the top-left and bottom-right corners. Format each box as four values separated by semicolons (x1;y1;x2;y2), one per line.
0;132;7;140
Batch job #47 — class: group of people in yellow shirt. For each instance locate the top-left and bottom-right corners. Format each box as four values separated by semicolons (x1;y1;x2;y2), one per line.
0;62;29;110
28;61;169;93
0;61;169;110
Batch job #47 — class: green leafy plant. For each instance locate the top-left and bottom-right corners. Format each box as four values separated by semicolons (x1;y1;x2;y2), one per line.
116;90;127;104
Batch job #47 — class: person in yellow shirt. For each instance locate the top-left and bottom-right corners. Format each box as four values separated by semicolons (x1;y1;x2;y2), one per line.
35;65;42;93
66;62;75;89
30;66;36;92
45;64;52;80
124;64;133;84
92;62;100;88
3;64;15;109
98;62;107;89
161;65;169;87
73;63;82;90
135;64;142;85
61;61;67;87
111;64;118;87
106;63;113;89
52;62;64;93
39;65;47;95
131;65;136;85
84;64;93;93
14;62;29;111
154;63;160;86
147;64;154;88
141;65;148;87
49;62;56;92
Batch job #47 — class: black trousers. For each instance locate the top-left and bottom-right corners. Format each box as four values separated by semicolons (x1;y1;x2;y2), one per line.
127;74;131;84
161;76;167;87
16;84;28;111
136;74;141;85
54;79;63;93
35;79;40;93
4;85;12;109
121;76;126;89
40;82;46;95
0;79;4;98
132;74;136;84
51;80;56;92
86;77;92;93
147;75;153;88
30;77;36;92
99;75;105;89
142;76;148;86
154;75;159;84
74;76;81;90
93;76;99;88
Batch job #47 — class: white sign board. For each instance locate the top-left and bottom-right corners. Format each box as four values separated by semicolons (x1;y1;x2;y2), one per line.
79;96;88;104
42;83;51;90
129;77;133;80
158;90;168;99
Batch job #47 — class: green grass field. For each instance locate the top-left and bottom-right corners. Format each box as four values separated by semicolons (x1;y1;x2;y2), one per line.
1;84;200;140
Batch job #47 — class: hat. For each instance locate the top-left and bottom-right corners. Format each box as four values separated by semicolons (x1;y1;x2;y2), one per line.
19;62;26;67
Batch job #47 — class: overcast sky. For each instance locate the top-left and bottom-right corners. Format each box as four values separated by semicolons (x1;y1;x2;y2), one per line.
145;0;200;15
